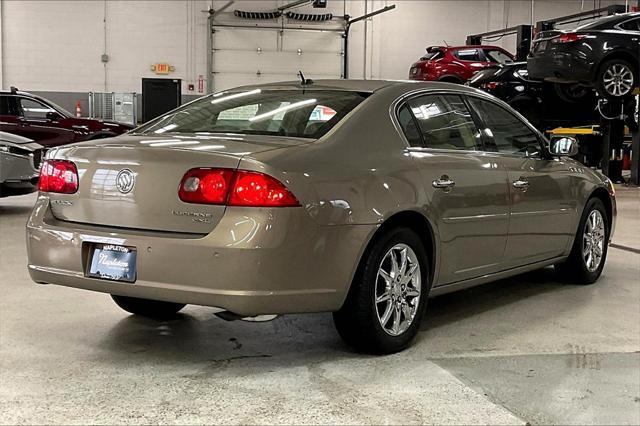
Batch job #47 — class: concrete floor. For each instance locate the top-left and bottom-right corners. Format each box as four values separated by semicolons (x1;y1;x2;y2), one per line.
1;187;639;425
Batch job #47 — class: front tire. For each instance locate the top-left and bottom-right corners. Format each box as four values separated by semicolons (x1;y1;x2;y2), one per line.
111;295;186;319
555;198;609;284
597;59;636;99
333;228;430;354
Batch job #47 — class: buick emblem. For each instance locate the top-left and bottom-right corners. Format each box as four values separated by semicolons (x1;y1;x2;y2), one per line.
115;169;135;194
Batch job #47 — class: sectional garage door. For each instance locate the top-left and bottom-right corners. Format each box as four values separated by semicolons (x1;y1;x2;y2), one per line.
211;26;344;91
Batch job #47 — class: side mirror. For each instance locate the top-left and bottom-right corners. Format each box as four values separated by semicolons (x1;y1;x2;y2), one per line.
46;111;61;121
550;137;579;157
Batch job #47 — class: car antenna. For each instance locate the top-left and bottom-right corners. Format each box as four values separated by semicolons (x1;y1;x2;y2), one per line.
298;70;313;86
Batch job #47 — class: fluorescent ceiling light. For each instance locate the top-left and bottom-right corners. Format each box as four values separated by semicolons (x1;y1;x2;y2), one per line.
153;123;178;134
149;141;199;147
249;98;316;122
211;89;261;104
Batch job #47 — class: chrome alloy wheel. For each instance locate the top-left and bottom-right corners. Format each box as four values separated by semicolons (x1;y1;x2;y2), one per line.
375;243;421;336
583;210;606;272
602;64;634;97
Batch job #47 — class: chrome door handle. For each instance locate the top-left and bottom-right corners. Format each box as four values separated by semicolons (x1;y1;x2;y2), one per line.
512;179;529;190
432;176;456;190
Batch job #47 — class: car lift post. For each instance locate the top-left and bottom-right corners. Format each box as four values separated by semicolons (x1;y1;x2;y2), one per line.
466;24;532;62
630;94;640;186
600;93;639;184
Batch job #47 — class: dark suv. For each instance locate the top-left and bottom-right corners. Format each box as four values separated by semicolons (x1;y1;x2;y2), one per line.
409;45;514;84
0;88;134;147
528;12;640;98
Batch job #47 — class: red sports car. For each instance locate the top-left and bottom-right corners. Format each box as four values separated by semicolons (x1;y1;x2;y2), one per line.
0;88;134;148
409;45;515;84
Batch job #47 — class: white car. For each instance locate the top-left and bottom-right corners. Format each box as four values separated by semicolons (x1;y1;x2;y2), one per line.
0;131;43;197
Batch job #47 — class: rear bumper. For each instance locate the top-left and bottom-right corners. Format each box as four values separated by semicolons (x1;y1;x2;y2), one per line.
26;196;375;316
527;53;594;83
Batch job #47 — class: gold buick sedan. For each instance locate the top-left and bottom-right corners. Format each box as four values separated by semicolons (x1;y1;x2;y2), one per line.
26;80;616;353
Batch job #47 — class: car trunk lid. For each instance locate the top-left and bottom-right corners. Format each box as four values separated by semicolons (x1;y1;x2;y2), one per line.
46;134;307;234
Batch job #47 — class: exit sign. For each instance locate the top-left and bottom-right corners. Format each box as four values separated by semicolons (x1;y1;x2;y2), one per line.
151;63;174;75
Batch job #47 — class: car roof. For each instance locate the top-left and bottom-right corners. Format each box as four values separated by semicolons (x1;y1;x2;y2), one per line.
227;79;485;96
576;11;640;30
429;45;508;51
0;89;37;97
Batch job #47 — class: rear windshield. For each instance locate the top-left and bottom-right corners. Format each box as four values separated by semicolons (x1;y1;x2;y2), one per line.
135;89;369;139
420;50;444;61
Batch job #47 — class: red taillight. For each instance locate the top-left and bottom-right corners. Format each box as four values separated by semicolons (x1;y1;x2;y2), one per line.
178;168;300;207
38;160;78;194
178;168;234;205
481;82;503;90
555;33;586;43
228;170;299;207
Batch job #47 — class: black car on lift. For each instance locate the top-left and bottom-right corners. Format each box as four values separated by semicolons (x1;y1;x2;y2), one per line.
527;12;640;99
467;62;598;130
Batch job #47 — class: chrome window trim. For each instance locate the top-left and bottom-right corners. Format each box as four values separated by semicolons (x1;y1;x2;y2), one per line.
614;16;640;32
389;87;548;158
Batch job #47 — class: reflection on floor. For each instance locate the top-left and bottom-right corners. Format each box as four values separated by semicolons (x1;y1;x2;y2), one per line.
1;186;638;424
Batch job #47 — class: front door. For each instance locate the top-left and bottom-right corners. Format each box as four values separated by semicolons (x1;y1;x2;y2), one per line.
466;96;575;268
397;93;510;285
15;96;75;147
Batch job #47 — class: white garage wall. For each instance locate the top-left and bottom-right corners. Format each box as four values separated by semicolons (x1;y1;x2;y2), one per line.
0;0;624;98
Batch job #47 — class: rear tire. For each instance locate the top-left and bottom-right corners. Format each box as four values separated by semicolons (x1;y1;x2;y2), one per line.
555;198;609;284
333;227;430;354
597;58;636;99
111;295;185;319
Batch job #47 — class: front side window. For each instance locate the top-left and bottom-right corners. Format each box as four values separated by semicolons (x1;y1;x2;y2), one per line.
135;89;368;139
19;98;55;120
454;49;482;61
405;94;481;151
484;49;513;64
468;98;541;156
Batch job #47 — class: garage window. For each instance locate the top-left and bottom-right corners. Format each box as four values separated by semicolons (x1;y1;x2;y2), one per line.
136;90;369;139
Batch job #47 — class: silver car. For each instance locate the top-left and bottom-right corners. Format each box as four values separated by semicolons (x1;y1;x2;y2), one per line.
26;80;616;353
0;131;43;197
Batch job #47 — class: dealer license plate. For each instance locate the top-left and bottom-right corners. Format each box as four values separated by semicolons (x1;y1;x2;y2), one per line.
86;244;137;283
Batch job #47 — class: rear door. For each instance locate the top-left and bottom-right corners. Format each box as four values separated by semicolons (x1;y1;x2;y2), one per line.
466;95;575;268
397;93;510;285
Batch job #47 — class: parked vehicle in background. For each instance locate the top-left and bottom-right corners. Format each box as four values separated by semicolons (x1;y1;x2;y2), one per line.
409;45;514;83
528;12;640;98
27;80;616;354
467;62;598;130
0;88;134;148
0;131;43;197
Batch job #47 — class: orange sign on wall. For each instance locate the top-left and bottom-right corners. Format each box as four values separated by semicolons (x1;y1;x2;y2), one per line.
150;63;174;75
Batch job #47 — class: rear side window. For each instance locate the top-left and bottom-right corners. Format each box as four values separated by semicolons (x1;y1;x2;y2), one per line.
397;104;422;147
404;94;481;151
135;90;369;139
454;49;483;61
619;18;640;31
467;98;541;156
0;96;11;115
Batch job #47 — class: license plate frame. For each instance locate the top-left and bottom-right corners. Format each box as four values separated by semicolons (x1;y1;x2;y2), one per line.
86;243;137;283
